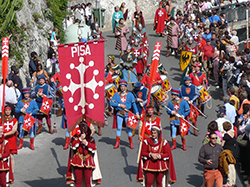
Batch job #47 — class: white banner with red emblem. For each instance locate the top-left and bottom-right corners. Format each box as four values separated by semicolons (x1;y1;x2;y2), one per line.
58;40;105;131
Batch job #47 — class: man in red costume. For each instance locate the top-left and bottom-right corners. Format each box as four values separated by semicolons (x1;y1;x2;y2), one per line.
138;106;161;141
0;106;18;173
154;2;168;37
137;125;176;186
66;121;98;187
0;125;14;187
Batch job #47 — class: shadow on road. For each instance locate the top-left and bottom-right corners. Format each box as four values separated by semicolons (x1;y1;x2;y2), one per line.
51;148;67;179
186;174;203;187
98;137;130;147
121;147;137;182
194;163;203;171
23;177;66;187
148;34;160;37
105;35;115;38
52;137;65;147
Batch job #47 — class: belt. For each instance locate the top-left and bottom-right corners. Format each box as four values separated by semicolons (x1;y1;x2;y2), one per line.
167;34;177;37
6;102;17;105
117;110;127;115
118;36;125;38
76;152;90;161
205;168;218;170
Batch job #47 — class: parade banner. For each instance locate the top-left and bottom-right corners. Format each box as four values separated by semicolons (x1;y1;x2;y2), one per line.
127;111;138;129
180;50;192;72
58;40;105;131
40;96;53;115
1;37;9;121
180;118;190;137
22;113;36;132
189;104;200;123
199;86;211;104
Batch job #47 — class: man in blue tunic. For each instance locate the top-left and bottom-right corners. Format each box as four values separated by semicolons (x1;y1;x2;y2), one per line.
180;76;200;136
112;6;123;33
32;75;56;134
167;88;190;151
15;87;39;150
110;80;140;149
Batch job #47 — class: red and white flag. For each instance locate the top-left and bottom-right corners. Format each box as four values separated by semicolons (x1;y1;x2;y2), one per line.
40;97;53;115
179;118;190;137
127;111;138;129
58;40;105;131
23;113;36;132
189;104;200;123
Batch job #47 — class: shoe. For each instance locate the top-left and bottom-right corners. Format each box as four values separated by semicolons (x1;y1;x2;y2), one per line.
114;136;120;149
128;136;134;149
30;138;35;150
63;137;70;149
48;125;53;134
56;107;62;117
166;50;170;57
193;128;198;136
171;51;175;55
182;138;187;151
18;138;23;150
36;125;42;134
171;138;176;150
98;127;102;136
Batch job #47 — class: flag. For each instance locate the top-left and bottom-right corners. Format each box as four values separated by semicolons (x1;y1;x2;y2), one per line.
199;87;211;104
179;118;190;137
189;104;200;123
180;50;192;72
141;42;161;139
22;113;36;132
40;97;53;115
58;40;105;131
127;112;138;129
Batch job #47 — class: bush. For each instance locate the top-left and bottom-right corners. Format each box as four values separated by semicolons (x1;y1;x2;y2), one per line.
46;0;69;43
32;12;43;21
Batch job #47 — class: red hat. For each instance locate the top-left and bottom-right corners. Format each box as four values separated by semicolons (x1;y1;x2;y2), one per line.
4;106;11;110
147;64;151;69
159;2;163;5
119;79;128;86
146;105;154;110
193;63;202;67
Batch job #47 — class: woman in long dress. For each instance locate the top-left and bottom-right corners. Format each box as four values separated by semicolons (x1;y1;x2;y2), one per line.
120;2;128;23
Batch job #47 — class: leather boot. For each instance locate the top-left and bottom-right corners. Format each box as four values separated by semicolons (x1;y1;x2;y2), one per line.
156;107;161;116
18;138;23;150
48;125;53;134
30;138;35;150
63;137;70;149
193;128;198;136
114;136;120;149
98;127;102;136
108;107;112;116
56;107;62;117
128;136;134;149
132;129;136;137
171;138;176;150
166;50;170;57
36;125;42;134
182;137;187;151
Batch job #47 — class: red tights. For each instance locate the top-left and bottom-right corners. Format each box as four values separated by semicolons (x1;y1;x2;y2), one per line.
145;171;164;187
0;171;6;187
74;167;92;187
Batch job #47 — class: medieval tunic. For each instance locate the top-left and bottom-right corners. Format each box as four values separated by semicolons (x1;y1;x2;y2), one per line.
166;22;180;49
154;8;168;34
0;117;18;154
132;45;145;75
0;138;14;185
115;24;129;51
120;52;137;83
133;11;145;29
112;11;123;33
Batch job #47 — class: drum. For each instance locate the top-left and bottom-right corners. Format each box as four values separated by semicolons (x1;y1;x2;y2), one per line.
112;75;120;88
57;85;63;97
105;84;117;100
160;75;172;92
151;85;168;104
197;85;211;104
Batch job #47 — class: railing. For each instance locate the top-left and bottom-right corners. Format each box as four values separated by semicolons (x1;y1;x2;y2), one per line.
206;2;249;23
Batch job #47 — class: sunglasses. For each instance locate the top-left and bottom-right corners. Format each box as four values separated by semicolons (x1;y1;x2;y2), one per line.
211;137;217;140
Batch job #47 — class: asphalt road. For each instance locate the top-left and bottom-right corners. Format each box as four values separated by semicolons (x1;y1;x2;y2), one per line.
14;24;244;187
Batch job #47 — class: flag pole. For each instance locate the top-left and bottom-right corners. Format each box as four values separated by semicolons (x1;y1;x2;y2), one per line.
137;42;161;163
1;37;9;123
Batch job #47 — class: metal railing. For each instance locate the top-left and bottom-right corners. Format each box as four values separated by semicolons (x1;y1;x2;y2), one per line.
206;2;249;23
